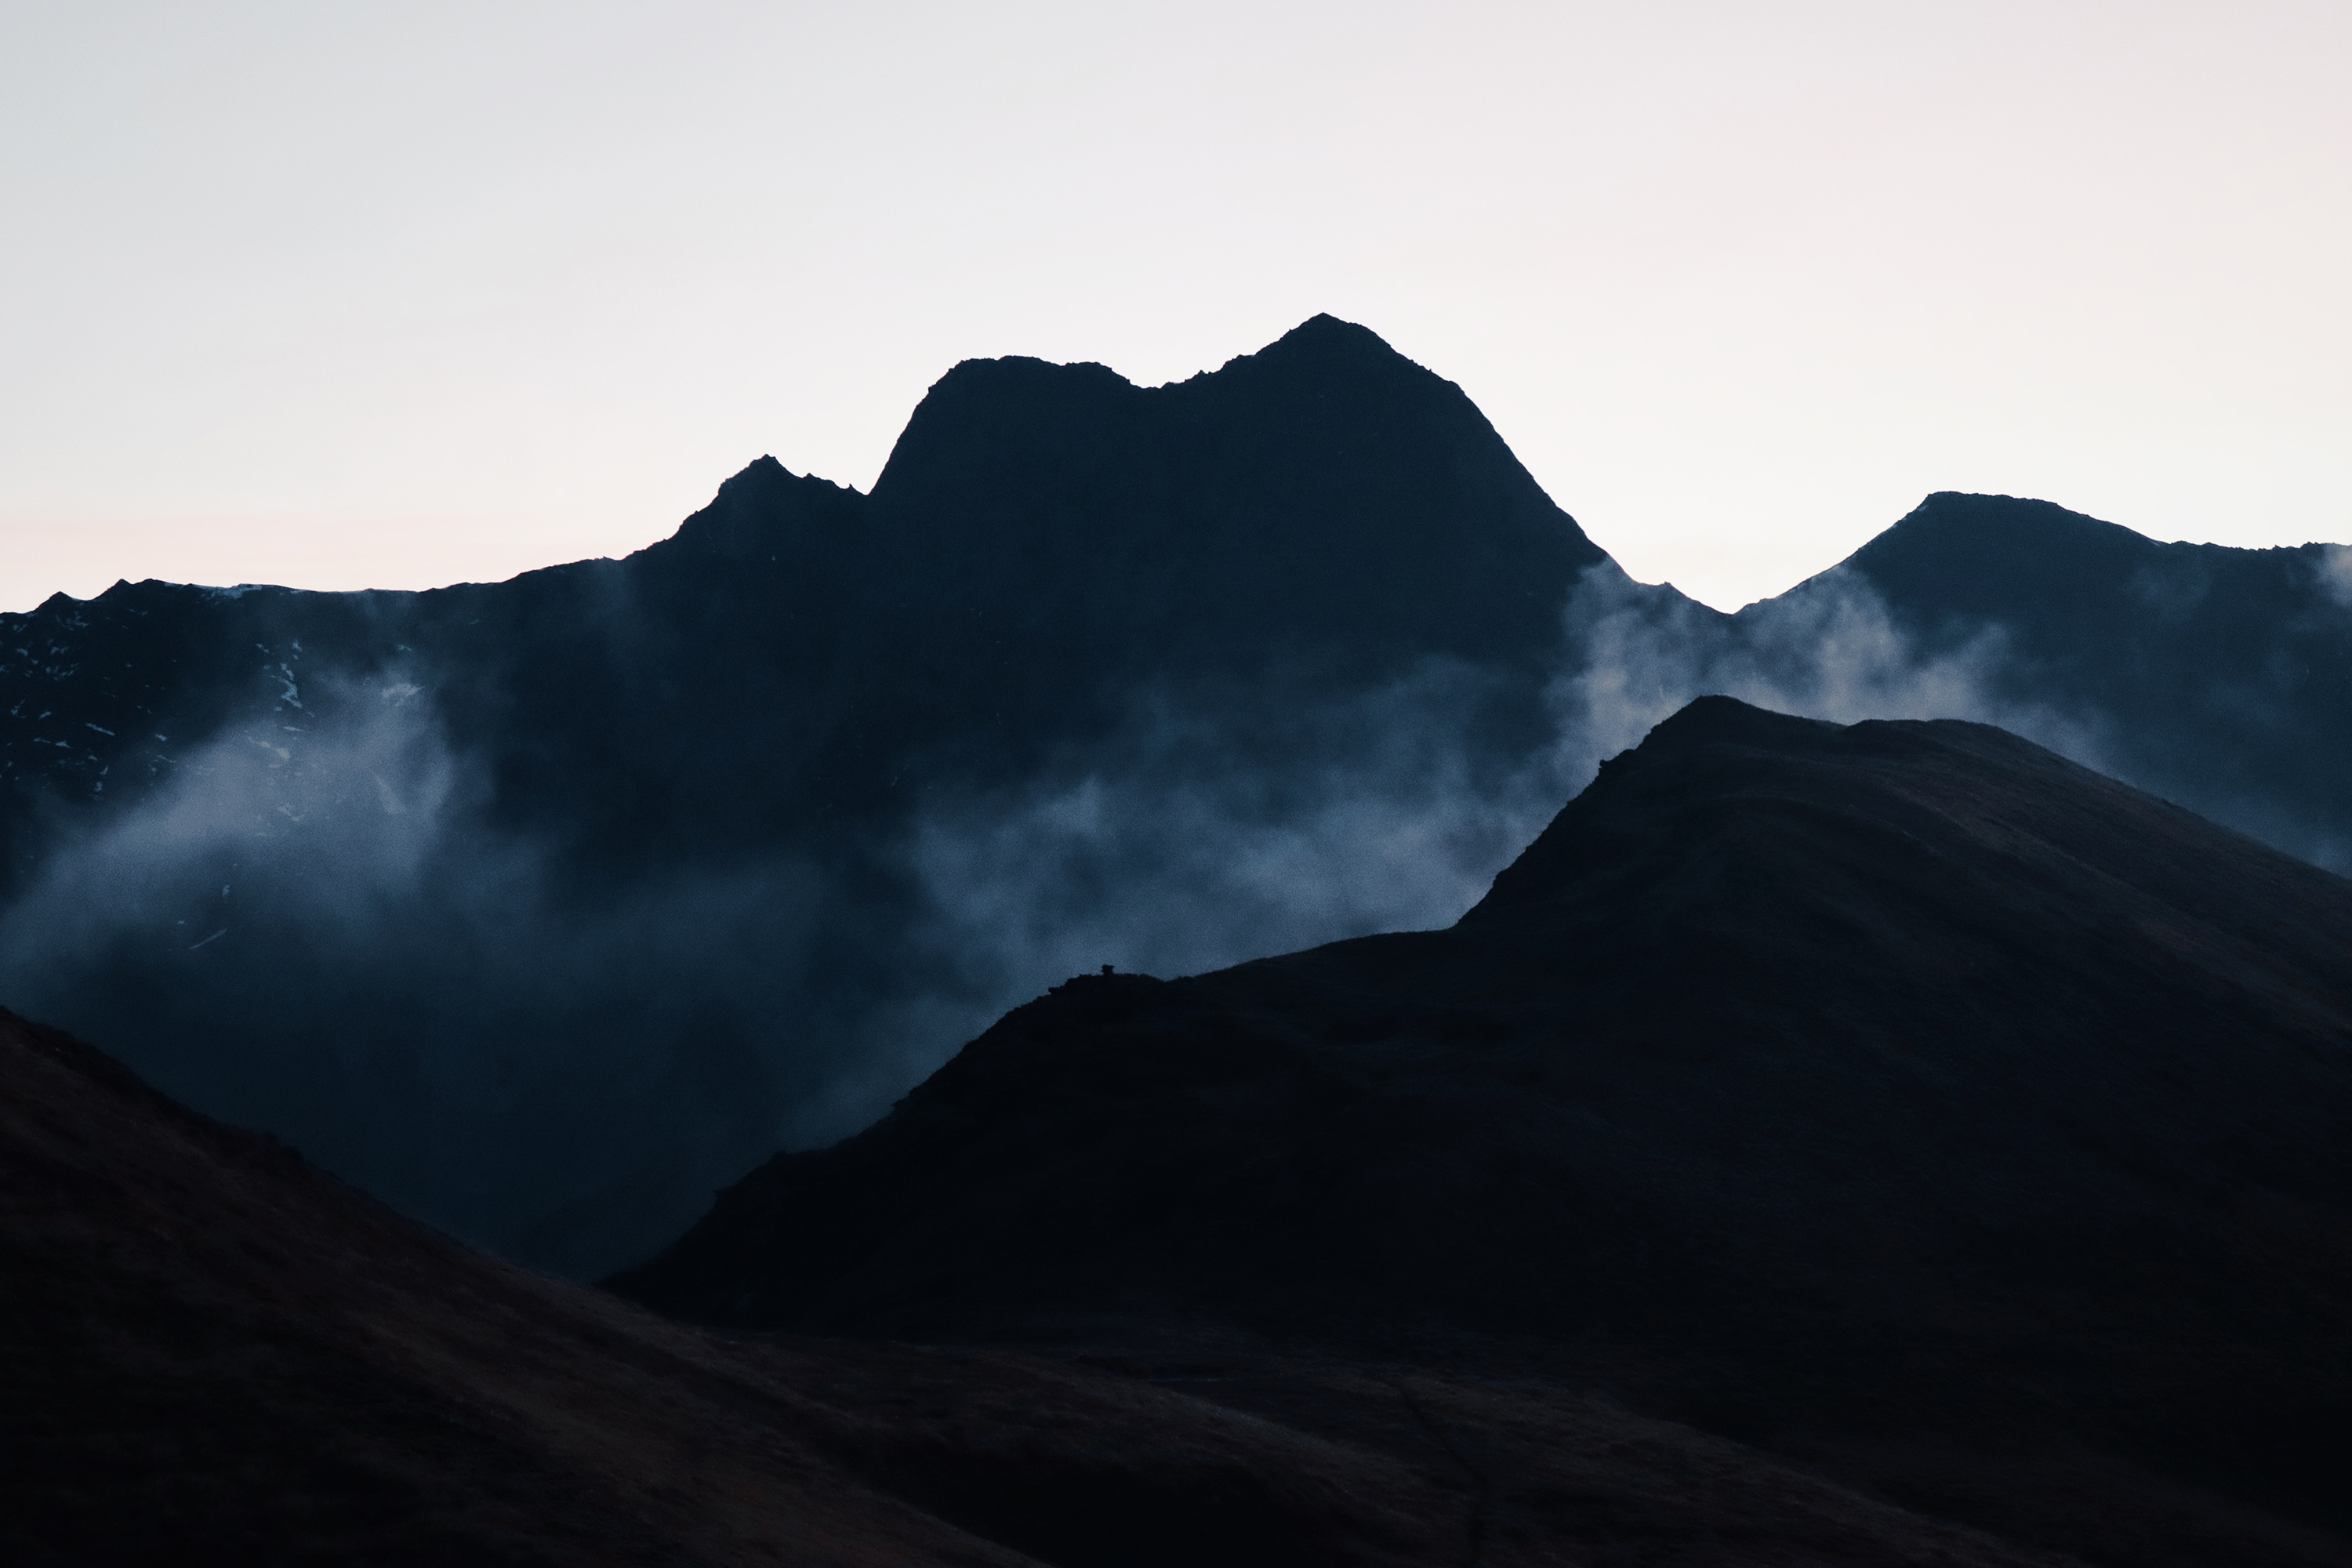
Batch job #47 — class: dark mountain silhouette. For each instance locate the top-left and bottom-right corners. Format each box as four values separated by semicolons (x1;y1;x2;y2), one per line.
2;316;2350;1289
0;1003;2079;1566
0;317;1610;1276
1794;490;2352;862
615;698;2352;1568
0;315;1595;849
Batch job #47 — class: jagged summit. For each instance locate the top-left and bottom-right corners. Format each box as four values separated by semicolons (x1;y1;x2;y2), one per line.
657;452;862;562
1216;310;1403;372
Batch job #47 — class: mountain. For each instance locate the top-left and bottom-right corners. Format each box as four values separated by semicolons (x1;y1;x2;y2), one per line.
2;317;2350;1284
614;698;2352;1568
0;314;1597;844
1800;490;2352;864
0;316;1613;1275
0;1002;2078;1566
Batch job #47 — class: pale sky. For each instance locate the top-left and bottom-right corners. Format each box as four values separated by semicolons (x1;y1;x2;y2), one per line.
2;1;2345;612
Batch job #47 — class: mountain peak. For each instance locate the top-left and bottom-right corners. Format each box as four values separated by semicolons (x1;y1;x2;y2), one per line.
1462;696;2152;925
1622;694;1841;760
1840;492;2152;588
654;454;866;564
608;702;2352;1560
720;452;793;489
1260;311;1396;357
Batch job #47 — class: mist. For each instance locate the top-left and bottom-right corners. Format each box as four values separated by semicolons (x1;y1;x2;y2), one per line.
0;655;831;1271
0;539;2321;1279
822;561;2122;1145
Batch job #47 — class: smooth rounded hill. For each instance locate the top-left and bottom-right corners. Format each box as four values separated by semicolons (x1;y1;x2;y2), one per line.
613;695;2352;1568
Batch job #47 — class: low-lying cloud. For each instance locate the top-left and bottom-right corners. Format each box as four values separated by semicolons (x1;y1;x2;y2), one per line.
0;663;828;1275
840;562;2120;1147
1556;561;2113;772
0;560;2230;1276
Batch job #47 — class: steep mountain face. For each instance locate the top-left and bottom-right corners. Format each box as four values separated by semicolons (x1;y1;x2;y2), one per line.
0;1004;2079;1567
615;699;2352;1568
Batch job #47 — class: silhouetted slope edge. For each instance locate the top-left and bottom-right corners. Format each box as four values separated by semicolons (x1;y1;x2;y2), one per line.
2;1007;2079;1567
0;1007;1005;1564
614;697;2352;1568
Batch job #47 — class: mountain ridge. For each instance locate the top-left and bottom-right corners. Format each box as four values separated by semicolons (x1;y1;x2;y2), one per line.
2;317;2350;1283
0;314;1627;1273
614;695;2352;1567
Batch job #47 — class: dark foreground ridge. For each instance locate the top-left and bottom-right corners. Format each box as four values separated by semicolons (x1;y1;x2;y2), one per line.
1;1004;2073;1566
615;697;2352;1568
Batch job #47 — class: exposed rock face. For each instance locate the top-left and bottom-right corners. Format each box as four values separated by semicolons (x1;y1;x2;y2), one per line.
615;698;2352;1568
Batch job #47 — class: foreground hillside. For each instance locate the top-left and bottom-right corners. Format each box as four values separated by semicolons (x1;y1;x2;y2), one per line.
0;1004;2070;1566
617;698;2352;1568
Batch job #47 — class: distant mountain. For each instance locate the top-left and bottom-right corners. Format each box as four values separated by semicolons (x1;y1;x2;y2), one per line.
1562;491;2352;869
1;316;2347;1280
0;1003;2076;1566
615;697;2352;1568
1803;490;2352;863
